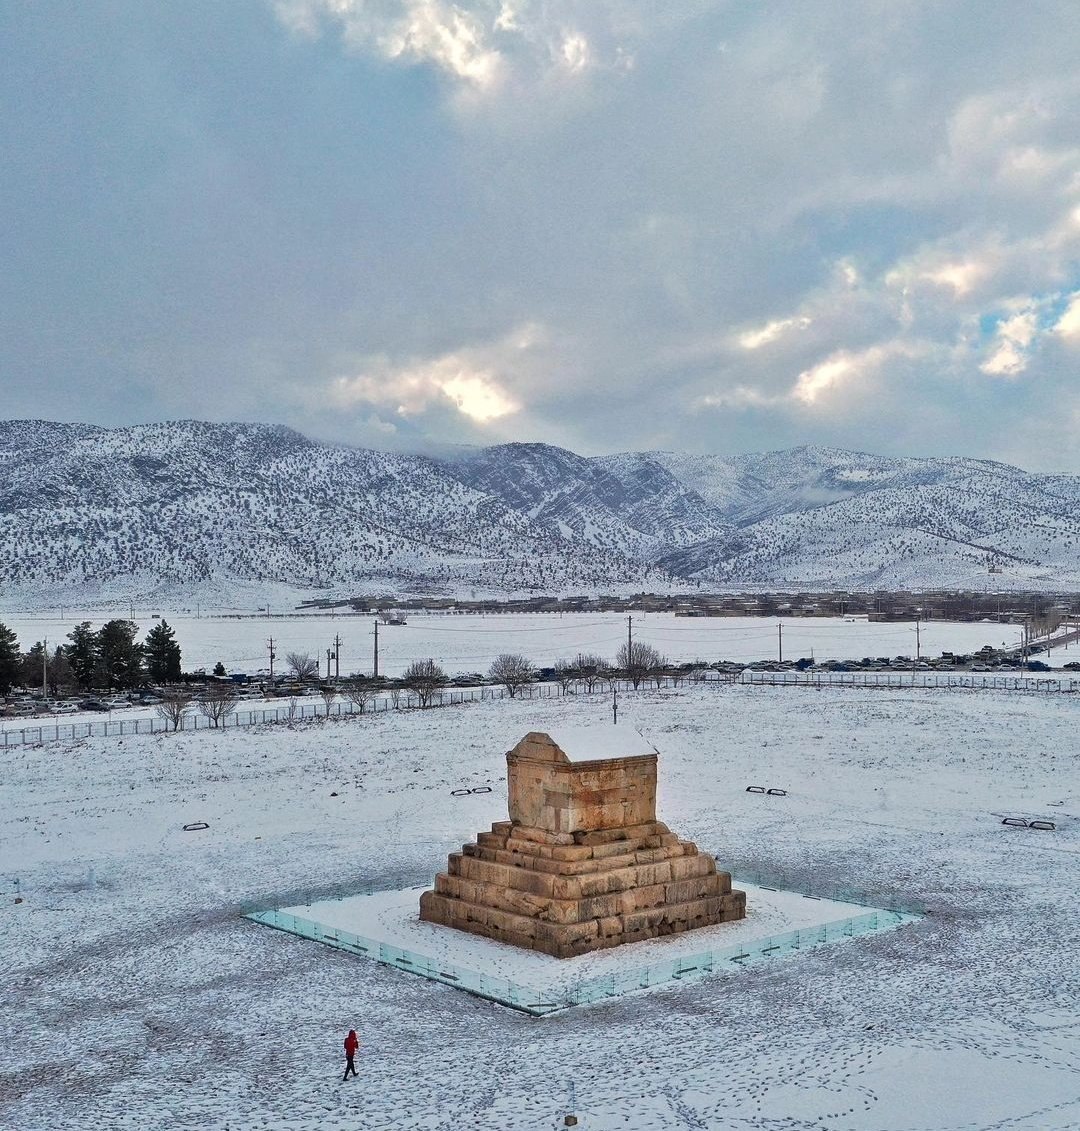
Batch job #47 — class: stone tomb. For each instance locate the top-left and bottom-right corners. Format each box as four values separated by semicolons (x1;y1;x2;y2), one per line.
419;726;746;958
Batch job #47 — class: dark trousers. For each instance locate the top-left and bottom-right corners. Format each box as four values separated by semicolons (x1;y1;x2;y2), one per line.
343;1054;357;1080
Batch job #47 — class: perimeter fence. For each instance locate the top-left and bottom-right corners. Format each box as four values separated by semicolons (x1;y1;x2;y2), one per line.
3;666;1077;749
0;675;731;748
738;670;1080;693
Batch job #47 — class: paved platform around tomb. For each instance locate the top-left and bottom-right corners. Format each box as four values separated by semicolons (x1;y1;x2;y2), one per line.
257;882;918;1012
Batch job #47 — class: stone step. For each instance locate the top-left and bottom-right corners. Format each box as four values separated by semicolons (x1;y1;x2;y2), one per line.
435;869;732;925
571;821;671;846
449;846;721;898
474;841;692;876
419;887;747;959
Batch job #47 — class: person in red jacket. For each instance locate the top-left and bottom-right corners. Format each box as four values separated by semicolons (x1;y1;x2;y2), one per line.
342;1029;359;1080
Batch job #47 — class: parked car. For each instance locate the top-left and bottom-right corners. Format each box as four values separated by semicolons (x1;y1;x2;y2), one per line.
51;703;79;714
104;697;131;709
79;699;110;712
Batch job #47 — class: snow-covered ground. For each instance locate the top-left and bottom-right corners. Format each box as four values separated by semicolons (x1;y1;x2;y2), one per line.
3;682;1079;1129
0;610;1030;678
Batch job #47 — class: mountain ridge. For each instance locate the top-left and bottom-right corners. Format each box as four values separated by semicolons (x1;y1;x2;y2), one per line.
1;420;1078;601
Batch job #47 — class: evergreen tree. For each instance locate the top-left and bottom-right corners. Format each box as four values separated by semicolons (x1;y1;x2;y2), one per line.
144;620;182;683
0;622;21;694
98;619;144;689
212;661;227;677
50;646;74;696
65;622;100;690
20;641;46;692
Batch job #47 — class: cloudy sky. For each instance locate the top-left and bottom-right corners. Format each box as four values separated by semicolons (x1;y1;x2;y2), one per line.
4;2;1080;469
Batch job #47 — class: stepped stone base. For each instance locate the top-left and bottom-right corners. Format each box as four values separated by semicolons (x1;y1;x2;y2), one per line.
420;820;746;958
420;728;746;958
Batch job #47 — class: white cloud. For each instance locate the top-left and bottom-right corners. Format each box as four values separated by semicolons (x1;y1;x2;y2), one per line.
1054;292;1080;343
792;349;873;406
737;316;812;351
559;31;589;73
381;2;502;86
328;324;546;422
922;261;987;297
980;309;1038;376
698;385;782;409
273;0;636;93
792;342;922;406
885;247;1000;300
276;0;503;87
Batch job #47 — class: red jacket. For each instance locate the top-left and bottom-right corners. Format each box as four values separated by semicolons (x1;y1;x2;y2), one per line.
344;1031;359;1056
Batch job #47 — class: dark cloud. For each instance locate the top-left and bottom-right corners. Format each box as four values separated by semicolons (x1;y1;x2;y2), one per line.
4;2;1080;468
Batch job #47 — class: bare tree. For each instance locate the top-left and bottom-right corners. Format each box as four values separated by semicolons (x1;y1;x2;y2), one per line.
574;653;609;694
342;680;373;714
319;686;337;717
689;661;710;683
488;653;534;698
553;658;577;694
401;658;446;708
286;696;299;722
198;682;240;727
617;640;664;689
286;651;319;681
651;657;672;688
155;687;192;732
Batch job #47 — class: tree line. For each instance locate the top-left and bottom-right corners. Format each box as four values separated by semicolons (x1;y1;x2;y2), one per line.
0;619;182;695
381;641;671;708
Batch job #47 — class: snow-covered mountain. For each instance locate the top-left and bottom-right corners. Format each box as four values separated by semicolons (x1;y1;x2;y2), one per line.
1;421;1079;602
652;447;1080;588
447;444;729;559
0;421;663;601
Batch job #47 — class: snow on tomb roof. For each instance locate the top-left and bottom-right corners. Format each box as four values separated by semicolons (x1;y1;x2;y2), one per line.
530;724;659;763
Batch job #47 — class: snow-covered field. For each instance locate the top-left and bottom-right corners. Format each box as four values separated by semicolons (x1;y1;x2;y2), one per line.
3;681;1079;1128
0;610;1029;677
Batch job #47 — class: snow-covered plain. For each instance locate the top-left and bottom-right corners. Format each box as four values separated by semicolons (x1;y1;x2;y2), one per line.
0;610;1028;677
3;682;1079;1129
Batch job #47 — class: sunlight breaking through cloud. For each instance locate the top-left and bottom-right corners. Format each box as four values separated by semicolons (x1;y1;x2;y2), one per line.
327;325;549;423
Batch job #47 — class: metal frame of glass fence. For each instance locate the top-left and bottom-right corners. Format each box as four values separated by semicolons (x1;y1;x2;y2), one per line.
244;891;919;1017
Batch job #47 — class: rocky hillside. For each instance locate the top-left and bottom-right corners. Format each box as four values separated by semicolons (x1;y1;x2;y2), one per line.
0;421;661;598
2;421;1079;600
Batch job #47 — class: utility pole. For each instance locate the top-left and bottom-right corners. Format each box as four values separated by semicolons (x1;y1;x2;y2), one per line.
325;647;332;681
915;616;921;662
333;633;342;680
42;637;48;698
373;618;379;679
267;636;276;680
627;614;633;665
612;682;618;725
777;623;783;663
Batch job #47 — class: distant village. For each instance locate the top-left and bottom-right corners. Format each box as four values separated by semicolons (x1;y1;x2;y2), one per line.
298;588;1079;629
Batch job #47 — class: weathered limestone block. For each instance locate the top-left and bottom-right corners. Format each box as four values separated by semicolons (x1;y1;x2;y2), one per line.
420;726;746;957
